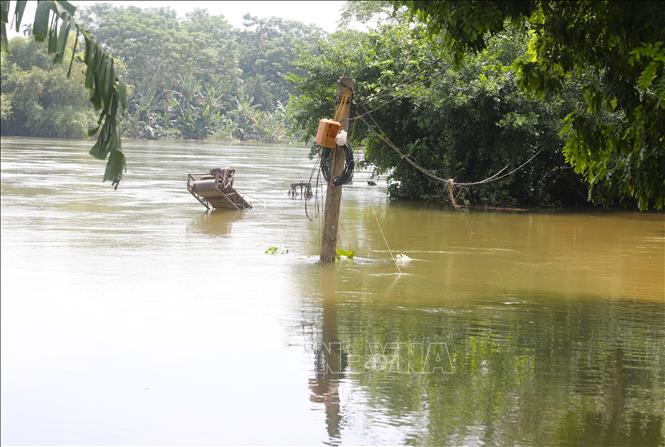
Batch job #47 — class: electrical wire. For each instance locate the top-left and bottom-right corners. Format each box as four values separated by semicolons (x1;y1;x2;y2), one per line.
349;58;446;122
321;143;355;186
357;102;544;191
361;58;443;104
305;154;322;221
370;201;402;275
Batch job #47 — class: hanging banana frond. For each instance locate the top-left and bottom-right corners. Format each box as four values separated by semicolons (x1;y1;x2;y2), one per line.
1;0;127;188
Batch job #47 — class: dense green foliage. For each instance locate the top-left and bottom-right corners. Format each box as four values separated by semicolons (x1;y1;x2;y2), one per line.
2;1;661;209
77;4;323;142
1;37;96;138
2;0;128;187
396;0;665;209
288;21;588;207
2;3;324;144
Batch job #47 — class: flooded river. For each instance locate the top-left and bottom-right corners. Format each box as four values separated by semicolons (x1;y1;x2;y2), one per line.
2;137;664;445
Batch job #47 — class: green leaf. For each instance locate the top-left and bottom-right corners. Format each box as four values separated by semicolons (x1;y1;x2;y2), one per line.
335;248;355;259
53;15;70;64
89;135;104;160
87;125;100;137
637;61;659;90
52;0;76;17
89;117;110;159
103;58;115;112
90;50;106;109
103;150;126;190
96;54;107;106
83;39;95;90
66;27;79;77
117;80;127;112
33;1;52;42
14;1;28;32
265;245;289;255
47;14;58;54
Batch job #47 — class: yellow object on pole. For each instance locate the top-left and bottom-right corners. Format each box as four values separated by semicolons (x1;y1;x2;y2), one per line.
315;119;342;149
315;86;352;150
320;77;354;264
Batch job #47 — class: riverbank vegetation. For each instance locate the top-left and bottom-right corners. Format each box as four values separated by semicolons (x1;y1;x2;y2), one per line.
289;19;589;208
1;1;662;209
2;4;323;143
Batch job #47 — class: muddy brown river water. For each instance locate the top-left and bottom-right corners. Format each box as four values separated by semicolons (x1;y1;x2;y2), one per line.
2;137;664;445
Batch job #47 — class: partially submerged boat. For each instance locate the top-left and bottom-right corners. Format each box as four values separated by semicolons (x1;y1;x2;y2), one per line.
187;168;252;211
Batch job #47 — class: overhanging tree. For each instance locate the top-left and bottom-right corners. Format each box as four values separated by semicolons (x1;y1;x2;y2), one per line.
396;0;665;210
1;0;127;188
288;21;588;208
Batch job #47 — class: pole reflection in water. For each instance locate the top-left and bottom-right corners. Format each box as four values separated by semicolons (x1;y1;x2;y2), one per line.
308;265;346;444
1;138;663;445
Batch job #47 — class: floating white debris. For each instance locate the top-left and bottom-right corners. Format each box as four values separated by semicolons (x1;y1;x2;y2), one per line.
395;253;412;265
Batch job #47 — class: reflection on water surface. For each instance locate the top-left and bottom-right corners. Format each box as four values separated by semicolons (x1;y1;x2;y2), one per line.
1;138;663;445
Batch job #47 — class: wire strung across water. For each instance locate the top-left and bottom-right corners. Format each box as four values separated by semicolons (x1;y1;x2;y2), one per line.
355;102;544;197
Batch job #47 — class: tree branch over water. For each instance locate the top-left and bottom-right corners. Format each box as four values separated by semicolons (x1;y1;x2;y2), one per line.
395;0;665;210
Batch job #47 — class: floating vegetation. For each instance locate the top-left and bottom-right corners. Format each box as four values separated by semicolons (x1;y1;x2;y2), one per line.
336;248;355;261
265;246;289;255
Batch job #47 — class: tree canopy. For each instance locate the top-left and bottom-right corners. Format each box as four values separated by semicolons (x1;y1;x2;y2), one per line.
77;5;324;142
395;0;665;209
0;35;97;138
2;0;662;210
289;19;588;208
2;0;128;187
3;3;325;144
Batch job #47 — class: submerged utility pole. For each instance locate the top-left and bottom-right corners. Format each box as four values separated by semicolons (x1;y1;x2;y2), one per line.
320;77;354;263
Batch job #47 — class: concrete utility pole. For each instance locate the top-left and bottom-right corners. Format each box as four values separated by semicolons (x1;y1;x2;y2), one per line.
320;77;354;263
